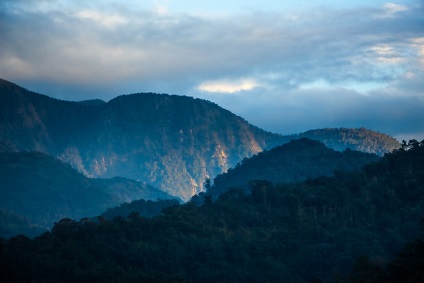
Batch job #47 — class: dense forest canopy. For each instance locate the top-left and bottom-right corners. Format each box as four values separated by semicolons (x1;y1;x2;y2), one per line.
1;139;423;283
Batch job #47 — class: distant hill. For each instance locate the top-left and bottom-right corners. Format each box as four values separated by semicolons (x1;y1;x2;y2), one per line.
285;127;399;156
0;151;174;238
77;99;106;106
93;177;177;204
207;138;381;197
0;209;46;239
0;78;399;200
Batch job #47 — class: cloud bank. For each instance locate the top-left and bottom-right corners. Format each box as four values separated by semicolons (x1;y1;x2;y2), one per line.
0;1;423;139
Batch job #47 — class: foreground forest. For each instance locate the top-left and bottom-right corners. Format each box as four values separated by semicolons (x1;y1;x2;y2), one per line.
1;139;423;282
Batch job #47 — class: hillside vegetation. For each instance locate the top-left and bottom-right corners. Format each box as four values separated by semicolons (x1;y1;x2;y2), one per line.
208;138;380;197
1;139;422;283
286;127;399;156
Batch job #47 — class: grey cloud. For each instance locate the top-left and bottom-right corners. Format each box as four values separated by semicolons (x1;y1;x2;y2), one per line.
1;4;420;84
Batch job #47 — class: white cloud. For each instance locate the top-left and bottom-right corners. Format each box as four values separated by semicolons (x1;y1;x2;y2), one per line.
198;79;259;93
383;3;408;14
376;2;408;18
410;37;424;67
152;5;169;16
369;44;405;64
74;10;128;28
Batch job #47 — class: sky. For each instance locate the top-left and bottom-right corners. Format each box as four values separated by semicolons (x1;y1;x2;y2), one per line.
1;0;423;140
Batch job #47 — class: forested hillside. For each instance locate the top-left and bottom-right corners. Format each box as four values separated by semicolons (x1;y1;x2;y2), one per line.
0;78;283;200
208;138;380;197
1;139;422;283
286;128;399;155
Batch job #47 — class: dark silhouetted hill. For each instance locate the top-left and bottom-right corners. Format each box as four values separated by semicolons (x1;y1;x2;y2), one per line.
0;151;174;238
207;138;380;197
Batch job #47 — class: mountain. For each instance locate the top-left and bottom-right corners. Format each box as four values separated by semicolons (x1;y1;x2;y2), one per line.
207;138;381;197
0;151;174;238
92;177;176;204
286;127;399;155
0;78;283;200
0;209;46;239
77;99;106;106
0;78;399;200
1;140;422;282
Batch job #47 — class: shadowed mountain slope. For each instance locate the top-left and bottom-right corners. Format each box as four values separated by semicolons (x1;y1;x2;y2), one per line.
0;151;174;238
207;138;381;197
0;78;283;200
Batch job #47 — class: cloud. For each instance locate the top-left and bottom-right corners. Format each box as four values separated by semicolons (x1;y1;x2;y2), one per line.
410;37;424;67
369;44;406;64
0;0;423;138
198;79;259;93
74;10;128;28
201;84;424;139
378;3;408;18
1;2;420;86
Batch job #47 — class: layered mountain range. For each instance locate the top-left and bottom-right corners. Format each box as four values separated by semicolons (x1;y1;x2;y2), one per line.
0;78;399;201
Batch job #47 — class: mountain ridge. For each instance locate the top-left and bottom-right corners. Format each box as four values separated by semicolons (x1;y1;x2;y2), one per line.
0;78;399;200
0;79;284;200
206;138;381;198
286;127;399;156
